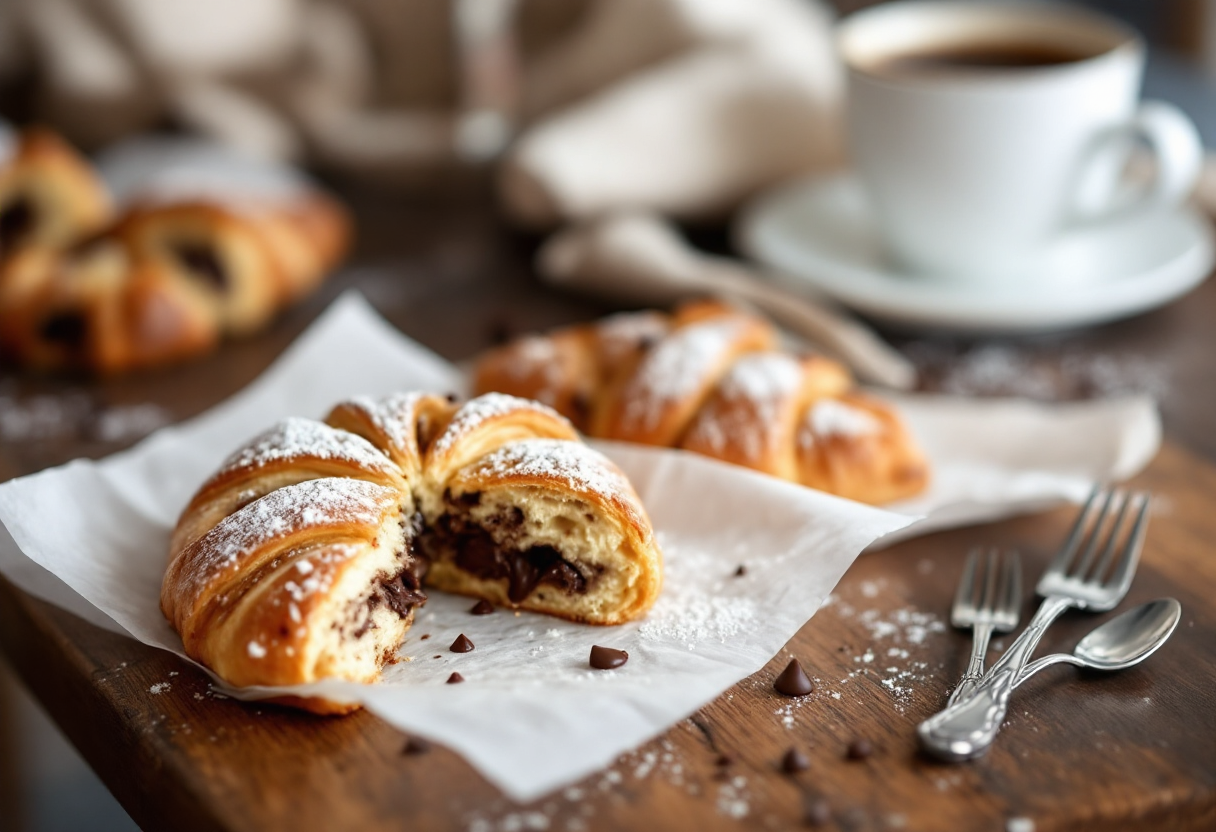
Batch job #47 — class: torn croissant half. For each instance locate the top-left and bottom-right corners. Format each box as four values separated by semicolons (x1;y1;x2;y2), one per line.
162;392;663;713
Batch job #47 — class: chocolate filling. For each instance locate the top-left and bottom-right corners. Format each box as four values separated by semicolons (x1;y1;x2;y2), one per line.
172;241;228;291
353;570;427;639
0;195;35;253
420;510;595;604
39;312;87;350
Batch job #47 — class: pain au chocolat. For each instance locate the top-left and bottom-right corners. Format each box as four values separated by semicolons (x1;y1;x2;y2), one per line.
0;128;349;374
473;301;929;505
162;392;663;713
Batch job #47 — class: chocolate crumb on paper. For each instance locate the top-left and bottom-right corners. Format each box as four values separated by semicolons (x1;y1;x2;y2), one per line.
589;645;628;670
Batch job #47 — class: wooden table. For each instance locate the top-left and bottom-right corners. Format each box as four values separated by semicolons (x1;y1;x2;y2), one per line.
2;183;1215;831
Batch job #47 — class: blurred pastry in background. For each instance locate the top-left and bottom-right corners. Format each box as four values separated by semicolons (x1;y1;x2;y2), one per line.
473;300;929;504
0;129;350;374
0;128;111;257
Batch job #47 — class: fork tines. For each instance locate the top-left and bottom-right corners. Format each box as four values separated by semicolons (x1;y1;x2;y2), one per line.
952;547;1021;628
1050;486;1151;587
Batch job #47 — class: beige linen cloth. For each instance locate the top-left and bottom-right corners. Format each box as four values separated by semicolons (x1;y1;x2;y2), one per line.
0;0;845;209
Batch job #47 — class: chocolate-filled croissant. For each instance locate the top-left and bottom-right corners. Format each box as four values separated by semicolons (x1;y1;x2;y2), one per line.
163;393;663;713
473;300;929;505
0;128;350;374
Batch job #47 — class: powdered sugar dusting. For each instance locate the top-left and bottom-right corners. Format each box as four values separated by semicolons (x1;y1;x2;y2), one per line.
460;439;641;521
505;337;565;406
799;399;881;449
684;352;803;459
343;392;429;455
431;393;567;459
639;533;757;649
595;310;669;367
177;478;396;607
622;318;745;432
219;417;395;477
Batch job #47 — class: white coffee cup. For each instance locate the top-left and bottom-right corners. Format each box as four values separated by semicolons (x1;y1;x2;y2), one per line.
837;1;1204;284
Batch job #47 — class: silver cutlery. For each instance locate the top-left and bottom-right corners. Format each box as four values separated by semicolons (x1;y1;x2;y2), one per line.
1013;597;1180;687
947;548;1022;706
918;485;1151;761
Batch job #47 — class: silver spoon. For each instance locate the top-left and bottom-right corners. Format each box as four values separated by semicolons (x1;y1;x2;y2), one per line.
1014;598;1181;687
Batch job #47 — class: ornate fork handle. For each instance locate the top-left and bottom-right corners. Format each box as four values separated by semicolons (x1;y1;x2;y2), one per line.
919;595;1074;760
948;620;995;706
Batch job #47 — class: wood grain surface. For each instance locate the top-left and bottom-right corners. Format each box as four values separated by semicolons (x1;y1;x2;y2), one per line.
0;185;1215;831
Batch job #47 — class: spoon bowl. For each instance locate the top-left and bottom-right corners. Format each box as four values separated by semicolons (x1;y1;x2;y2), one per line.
1015;598;1181;685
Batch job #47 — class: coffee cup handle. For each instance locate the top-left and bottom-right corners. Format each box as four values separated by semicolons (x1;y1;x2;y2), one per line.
1070;99;1203;222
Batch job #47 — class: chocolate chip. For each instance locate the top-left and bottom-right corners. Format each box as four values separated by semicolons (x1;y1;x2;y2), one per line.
0;195;35;252
450;634;475;653
804;797;831;826
569;392;592;425
470;599;494;615
781;747;809;774
444;392;460;403
487;317;514;345
433;655;441;659
171;242;228;291
421;634;431;640
39;312;87;350
589;645;628;670
447;672;465;684
734;565;747;577
846;738;873;760
774;659;814;697
402;737;431;755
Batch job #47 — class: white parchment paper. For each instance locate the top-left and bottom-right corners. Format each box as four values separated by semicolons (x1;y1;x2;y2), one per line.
0;292;1161;801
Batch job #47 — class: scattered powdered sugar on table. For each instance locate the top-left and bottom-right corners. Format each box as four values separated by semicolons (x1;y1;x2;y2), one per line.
638;533;757;650
816;587;949;714
0;386;170;445
463;733;748;832
149;682;171;694
903;340;1170;401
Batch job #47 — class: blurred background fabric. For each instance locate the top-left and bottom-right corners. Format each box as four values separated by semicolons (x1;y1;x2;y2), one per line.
0;0;846;221
1;0;1214;225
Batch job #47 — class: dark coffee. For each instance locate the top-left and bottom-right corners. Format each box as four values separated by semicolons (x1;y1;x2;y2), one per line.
870;41;1094;77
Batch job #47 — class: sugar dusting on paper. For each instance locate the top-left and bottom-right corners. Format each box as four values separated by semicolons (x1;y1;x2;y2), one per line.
638;533;758;650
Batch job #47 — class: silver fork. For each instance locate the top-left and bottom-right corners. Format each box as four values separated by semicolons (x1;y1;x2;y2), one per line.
947;548;1022;707
918;485;1151;761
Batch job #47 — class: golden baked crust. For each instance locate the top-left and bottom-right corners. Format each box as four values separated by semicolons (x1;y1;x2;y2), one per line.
473;301;930;504
0;128;111;257
163;393;664;713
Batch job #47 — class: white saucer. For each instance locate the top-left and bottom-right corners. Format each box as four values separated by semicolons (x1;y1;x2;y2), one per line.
736;172;1215;334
